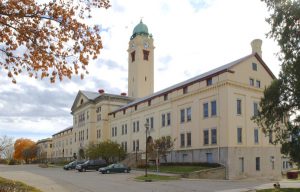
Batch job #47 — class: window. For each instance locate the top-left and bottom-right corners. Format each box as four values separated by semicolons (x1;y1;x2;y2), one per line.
183;86;188;94
136;121;139;132
133;122;136;132
162;114;166;127
253;102;259;116
250;78;254;86
187;132;191;147
133;141;135;152
203;103;209;118
211;101;217;116
237;99;242;115
237;128;242;143
86;111;89;120
143;50;149;60
75;132;76;142
136;140;139;151
180;133;185;147
211;128;217;144
254;129;259;144
148;100;151;106
187;107;192;121
167;113;171;126
134;105;137;111
252;63;257;71
164;94;168;101
131;51;135;62
86;129;88;140
256;157;260;171
122;125;124;135
180;109;185;123
256;80;261;88
207;78;212;86
204;130;209;145
150;117;154;129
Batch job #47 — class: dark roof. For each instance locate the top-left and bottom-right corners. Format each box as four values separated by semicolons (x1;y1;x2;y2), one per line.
109;53;275;114
52;126;73;137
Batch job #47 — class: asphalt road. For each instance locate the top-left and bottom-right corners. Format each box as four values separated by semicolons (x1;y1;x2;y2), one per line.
0;164;280;192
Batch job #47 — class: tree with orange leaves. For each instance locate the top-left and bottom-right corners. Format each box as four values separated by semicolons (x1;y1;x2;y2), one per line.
13;138;37;163
0;0;110;83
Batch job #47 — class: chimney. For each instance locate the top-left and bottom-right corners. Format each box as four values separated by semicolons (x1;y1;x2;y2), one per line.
121;92;127;96
251;39;262;58
98;89;105;94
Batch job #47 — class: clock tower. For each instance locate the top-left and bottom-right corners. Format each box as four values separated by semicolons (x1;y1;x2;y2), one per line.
128;20;154;98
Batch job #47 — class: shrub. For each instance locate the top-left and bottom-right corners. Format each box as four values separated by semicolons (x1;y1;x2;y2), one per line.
0;159;8;164
8;159;18;165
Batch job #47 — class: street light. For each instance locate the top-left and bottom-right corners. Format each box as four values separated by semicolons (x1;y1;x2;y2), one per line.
144;122;149;177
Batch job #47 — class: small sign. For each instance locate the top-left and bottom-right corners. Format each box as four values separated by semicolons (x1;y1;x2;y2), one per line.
141;154;146;160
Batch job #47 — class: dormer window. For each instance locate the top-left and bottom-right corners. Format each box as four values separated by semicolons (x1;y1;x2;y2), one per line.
183;86;188;94
148;100;151;106
131;51;135;62
143;50;149;60
80;99;83;105
207;78;212;86
164;94;168;101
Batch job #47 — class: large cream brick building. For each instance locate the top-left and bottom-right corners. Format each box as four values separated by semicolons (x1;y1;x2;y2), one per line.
49;20;288;179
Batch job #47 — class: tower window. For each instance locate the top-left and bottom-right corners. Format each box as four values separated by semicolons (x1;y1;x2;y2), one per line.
131;51;135;62
143;50;149;60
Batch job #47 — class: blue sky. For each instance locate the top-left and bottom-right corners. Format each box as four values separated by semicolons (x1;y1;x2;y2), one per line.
0;0;281;141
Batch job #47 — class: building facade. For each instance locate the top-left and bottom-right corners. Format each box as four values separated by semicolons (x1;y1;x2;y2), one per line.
47;21;286;179
51;126;74;162
36;138;52;162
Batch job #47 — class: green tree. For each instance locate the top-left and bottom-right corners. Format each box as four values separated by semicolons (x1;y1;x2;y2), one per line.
85;141;126;164
253;0;300;167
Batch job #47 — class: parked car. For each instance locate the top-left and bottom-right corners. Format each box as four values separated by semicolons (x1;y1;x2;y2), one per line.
99;163;131;174
63;160;85;170
75;159;107;172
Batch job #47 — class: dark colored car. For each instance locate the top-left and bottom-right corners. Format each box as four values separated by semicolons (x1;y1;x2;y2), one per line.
63;160;85;170
99;163;131;174
75;159;107;172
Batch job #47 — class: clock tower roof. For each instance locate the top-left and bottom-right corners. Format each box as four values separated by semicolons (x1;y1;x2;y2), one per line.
131;20;151;39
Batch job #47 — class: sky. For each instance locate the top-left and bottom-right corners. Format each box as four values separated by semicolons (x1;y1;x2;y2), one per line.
0;0;281;142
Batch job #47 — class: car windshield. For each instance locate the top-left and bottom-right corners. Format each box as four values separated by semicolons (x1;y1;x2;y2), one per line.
107;164;115;168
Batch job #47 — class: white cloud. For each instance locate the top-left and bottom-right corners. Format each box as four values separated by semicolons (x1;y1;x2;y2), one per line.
0;0;281;141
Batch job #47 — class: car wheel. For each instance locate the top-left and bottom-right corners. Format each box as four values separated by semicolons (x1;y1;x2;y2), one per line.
106;170;110;174
82;168;86;172
124;169;128;173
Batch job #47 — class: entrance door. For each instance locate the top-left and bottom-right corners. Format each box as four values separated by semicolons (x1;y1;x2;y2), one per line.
206;153;213;163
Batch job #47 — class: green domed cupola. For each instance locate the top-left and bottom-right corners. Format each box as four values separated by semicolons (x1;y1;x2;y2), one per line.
131;20;150;39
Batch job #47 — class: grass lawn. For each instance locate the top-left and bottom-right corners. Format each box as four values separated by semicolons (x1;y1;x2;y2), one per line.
0;176;42;192
257;189;300;192
135;174;180;181
147;165;213;174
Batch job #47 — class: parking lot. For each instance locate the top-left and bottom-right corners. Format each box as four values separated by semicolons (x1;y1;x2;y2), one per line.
0;164;285;192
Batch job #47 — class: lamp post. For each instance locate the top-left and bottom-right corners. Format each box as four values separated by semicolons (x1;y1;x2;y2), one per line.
144;122;149;177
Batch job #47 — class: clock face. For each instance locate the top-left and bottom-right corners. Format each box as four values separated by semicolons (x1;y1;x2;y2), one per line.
143;42;149;48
